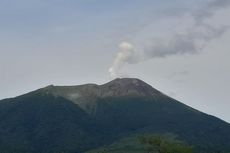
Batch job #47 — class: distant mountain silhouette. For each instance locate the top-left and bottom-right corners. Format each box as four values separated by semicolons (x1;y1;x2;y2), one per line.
0;78;230;153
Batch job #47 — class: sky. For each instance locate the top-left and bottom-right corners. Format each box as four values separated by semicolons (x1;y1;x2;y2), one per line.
0;0;230;122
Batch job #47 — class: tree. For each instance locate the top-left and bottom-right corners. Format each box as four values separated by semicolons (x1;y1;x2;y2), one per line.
139;134;193;153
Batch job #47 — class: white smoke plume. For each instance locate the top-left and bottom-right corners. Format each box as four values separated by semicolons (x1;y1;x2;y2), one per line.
109;0;230;78
109;42;139;78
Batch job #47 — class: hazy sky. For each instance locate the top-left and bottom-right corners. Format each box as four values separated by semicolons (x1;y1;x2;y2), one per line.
1;0;230;122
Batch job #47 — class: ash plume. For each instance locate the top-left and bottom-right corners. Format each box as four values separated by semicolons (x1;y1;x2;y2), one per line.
109;0;230;78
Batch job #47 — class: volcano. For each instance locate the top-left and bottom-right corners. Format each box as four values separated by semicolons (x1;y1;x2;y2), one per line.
0;78;230;153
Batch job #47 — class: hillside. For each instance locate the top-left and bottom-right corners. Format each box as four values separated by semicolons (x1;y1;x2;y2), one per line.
0;78;230;153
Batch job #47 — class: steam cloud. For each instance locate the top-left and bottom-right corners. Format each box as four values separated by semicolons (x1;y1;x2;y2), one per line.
109;0;230;78
109;42;137;78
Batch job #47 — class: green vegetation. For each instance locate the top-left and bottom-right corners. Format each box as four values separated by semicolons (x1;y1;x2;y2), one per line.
139;134;193;153
87;134;193;153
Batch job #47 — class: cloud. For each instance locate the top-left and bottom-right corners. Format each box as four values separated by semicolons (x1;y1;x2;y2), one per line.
194;0;230;24
109;0;230;78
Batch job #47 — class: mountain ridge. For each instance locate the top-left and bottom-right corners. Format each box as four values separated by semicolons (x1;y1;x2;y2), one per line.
39;78;162;97
32;78;164;114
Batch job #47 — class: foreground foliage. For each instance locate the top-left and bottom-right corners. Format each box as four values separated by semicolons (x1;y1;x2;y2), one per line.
88;134;193;153
139;134;193;153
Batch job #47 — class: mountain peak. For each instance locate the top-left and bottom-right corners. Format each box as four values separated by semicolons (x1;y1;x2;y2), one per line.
40;78;160;98
33;78;162;114
100;78;161;97
105;78;151;87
